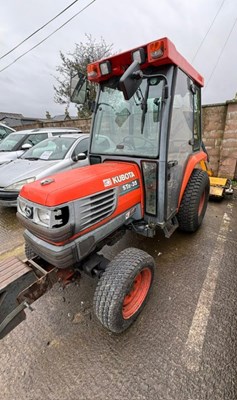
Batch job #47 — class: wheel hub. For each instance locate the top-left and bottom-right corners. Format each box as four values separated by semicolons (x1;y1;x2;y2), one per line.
122;268;152;319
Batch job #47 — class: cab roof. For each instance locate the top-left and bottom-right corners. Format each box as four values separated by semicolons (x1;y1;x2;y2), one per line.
88;37;204;87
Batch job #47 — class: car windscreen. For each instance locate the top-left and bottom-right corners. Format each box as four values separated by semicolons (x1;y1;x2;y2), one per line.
22;137;76;160
0;133;26;151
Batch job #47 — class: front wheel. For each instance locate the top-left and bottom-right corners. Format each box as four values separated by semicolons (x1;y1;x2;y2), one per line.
93;248;155;333
177;169;210;232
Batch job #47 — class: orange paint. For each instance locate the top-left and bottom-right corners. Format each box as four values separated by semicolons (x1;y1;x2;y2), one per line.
178;151;207;208
122;268;152;319
20;161;144;246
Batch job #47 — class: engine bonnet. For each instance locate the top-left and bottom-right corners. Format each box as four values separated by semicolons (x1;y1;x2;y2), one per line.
19;162;143;207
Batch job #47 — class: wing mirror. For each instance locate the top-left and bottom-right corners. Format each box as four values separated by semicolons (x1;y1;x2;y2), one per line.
72;152;87;162
21;143;32;150
119;60;143;100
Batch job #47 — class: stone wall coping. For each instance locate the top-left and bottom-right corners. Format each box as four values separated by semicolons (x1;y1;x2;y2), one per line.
202;102;226;108
203;99;237;108
226;99;237;105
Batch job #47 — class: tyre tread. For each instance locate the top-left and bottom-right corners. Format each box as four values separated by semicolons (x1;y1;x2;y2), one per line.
94;248;155;333
177;169;209;232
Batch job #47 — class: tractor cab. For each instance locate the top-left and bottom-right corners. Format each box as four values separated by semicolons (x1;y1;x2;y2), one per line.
71;38;205;235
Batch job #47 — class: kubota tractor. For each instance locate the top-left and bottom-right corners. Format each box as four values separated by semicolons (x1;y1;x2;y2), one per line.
0;38;210;338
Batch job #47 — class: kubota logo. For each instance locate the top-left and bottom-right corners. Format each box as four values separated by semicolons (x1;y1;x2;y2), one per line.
103;178;112;187
112;171;135;184
103;171;135;187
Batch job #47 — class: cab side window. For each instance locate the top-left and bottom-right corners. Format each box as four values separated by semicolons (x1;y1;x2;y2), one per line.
169;70;193;156
193;86;201;151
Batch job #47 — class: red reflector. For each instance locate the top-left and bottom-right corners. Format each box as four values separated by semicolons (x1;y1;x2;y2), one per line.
148;40;164;60
87;63;99;78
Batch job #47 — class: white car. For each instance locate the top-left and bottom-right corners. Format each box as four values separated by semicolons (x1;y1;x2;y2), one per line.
0;133;89;207
0;123;15;141
0;127;83;165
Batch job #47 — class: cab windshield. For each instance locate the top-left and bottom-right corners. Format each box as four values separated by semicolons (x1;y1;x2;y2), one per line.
91;77;164;158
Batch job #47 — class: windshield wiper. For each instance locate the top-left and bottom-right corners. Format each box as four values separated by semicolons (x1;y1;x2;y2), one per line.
24;157;39;160
140;83;149;135
138;74;168;134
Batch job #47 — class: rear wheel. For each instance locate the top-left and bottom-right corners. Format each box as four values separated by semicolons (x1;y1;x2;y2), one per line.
93;248;155;333
177;169;209;232
25;243;37;260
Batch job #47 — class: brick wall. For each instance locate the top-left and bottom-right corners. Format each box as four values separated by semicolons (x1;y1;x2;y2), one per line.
202;100;237;179
202;104;227;176
14;118;91;133
218;101;237;179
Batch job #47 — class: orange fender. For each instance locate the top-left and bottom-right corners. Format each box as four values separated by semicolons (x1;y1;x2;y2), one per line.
178;151;207;208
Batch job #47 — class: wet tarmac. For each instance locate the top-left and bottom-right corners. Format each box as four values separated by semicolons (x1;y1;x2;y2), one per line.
0;196;237;400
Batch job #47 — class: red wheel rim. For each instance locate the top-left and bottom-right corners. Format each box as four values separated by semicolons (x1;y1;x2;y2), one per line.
198;192;205;216
122;268;152;319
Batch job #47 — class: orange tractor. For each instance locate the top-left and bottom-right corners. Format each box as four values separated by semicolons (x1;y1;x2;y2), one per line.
0;38;210;338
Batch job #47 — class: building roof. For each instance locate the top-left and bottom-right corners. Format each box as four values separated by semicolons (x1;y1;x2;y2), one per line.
0;112;78;128
0;112;41;127
0;112;23;120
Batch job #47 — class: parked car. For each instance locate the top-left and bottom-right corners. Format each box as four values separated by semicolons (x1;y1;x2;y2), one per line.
0;127;83;165
0;123;15;141
0;133;89;207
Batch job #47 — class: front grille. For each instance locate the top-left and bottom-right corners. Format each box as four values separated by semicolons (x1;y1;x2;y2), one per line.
79;188;117;231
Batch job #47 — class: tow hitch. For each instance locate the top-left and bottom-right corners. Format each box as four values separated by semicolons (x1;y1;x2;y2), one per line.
0;256;76;339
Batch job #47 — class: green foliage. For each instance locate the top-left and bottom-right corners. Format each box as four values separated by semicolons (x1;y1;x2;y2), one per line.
54;34;113;118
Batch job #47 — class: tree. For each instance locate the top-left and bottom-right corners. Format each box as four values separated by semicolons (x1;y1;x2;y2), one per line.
54;34;113;118
45;111;51;119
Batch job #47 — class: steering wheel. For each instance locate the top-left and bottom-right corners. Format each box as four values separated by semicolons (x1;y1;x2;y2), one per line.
98;102;115;111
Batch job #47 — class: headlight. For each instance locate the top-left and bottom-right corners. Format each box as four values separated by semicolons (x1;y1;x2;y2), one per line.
36;208;51;226
17;196;69;228
18;198;28;215
6;177;35;191
34;208;63;228
18;202;68;229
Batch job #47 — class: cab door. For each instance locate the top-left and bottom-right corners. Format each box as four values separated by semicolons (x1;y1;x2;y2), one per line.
166;69;202;219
